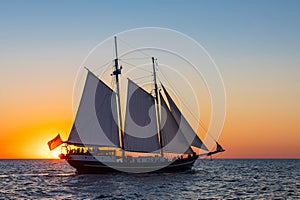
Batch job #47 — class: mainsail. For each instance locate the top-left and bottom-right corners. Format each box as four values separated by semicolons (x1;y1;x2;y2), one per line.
160;93;193;154
67;71;120;147
123;79;161;152
161;84;208;151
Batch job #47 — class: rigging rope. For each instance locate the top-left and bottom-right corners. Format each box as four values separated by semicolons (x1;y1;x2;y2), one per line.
93;60;114;74
119;57;150;61
131;75;153;82
158;68;217;142
117;37;152;58
119;59;153;73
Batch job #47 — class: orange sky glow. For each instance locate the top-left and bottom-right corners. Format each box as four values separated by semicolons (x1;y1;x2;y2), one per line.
1;73;299;159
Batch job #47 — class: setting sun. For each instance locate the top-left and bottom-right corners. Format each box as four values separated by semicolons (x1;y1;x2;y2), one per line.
51;149;61;158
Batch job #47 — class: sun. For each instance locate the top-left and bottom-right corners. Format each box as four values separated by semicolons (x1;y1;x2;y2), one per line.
51;149;61;158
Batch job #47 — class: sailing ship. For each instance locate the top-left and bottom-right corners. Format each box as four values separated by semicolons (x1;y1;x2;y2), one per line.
48;37;224;174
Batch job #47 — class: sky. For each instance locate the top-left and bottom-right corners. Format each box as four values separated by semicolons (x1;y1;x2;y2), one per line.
0;0;299;158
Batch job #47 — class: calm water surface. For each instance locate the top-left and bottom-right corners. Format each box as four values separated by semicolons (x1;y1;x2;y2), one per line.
0;159;299;199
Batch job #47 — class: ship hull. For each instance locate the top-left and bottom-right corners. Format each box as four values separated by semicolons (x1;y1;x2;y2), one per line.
66;155;198;174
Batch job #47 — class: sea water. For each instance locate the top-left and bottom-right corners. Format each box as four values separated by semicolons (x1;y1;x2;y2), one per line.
0;159;299;199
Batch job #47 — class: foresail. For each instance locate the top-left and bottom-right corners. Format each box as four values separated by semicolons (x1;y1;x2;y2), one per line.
123;79;160;153
160;93;193;154
67;70;120;147
161;84;208;151
216;142;225;152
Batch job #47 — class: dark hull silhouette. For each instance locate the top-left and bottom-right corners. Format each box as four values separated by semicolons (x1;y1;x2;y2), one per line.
66;155;198;174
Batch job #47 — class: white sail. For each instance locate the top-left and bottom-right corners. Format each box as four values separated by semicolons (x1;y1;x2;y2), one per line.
161;84;208;151
67;71;120;147
160;92;193;154
123;79;160;152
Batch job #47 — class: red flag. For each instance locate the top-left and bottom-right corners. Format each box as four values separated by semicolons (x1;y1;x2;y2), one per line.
47;134;63;151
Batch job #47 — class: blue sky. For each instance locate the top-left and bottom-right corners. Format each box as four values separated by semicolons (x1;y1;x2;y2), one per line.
1;1;299;51
1;1;299;77
1;1;299;59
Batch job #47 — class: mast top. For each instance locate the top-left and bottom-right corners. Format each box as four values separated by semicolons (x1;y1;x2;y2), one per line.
114;36;118;59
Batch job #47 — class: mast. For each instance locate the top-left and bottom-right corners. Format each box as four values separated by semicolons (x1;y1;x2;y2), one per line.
113;36;124;155
152;57;164;156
